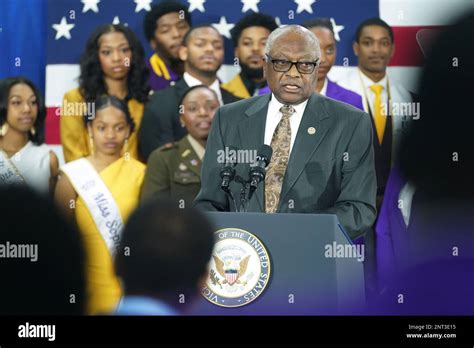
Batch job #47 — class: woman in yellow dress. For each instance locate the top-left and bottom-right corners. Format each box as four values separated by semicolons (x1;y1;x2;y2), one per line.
55;96;145;315
60;24;149;163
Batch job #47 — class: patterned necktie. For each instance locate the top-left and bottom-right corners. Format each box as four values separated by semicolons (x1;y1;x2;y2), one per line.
370;84;386;144
265;104;295;213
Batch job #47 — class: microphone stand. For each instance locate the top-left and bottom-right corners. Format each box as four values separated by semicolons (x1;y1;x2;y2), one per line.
223;187;238;213
220;163;238;212
234;175;250;212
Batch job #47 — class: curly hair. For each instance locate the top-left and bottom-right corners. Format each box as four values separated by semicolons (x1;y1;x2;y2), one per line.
230;13;278;48
0;77;46;145
144;1;192;42
78;24;150;104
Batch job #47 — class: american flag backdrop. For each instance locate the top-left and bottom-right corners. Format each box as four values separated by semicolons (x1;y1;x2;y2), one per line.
45;0;474;161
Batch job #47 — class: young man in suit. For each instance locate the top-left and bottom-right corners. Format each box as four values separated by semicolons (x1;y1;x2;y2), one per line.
337;18;416;208
195;25;377;240
303;18;364;110
139;25;240;161
222;13;277;99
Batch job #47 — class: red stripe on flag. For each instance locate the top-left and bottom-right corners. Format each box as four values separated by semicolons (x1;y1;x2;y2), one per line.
46;107;60;144
390;26;443;67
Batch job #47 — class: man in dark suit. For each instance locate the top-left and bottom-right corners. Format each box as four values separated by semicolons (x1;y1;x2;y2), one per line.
195;25;377;240
139;25;240;161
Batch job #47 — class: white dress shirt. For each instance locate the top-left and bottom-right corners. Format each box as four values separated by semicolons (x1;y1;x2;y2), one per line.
264;94;309;154
183;72;223;106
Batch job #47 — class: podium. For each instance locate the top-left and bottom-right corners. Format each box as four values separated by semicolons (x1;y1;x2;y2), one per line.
190;212;365;315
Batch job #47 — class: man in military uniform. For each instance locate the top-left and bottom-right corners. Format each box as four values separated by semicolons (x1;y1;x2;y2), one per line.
141;85;220;208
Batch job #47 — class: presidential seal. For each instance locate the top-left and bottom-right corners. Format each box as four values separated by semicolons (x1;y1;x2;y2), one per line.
201;228;271;308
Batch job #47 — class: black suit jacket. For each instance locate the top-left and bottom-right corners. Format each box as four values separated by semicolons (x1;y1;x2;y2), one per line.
194;93;377;240
139;79;240;161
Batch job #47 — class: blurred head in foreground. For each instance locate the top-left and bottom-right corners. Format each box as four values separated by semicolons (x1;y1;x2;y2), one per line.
115;199;214;315
372;11;474;315
0;186;85;314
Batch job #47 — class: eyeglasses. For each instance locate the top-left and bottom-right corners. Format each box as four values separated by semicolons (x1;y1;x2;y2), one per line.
265;54;319;74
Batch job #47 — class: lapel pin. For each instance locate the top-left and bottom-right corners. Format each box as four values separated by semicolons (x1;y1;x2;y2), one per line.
307;127;316;135
190;159;199;166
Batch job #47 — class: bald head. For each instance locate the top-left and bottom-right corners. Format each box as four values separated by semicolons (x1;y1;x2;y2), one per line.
263;25;320;105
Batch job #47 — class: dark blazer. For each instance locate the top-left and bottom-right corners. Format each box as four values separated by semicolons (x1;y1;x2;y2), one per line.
140;136;202;207
194;92;377;240
139;79;240;161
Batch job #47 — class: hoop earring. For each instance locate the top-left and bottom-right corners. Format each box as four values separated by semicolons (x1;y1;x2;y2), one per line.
30;126;36;136
0;123;9;137
123;138;129;158
88;132;94;155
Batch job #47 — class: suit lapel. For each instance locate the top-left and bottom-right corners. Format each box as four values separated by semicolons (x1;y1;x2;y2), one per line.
238;94;271;211
175;79;189;99
279;93;331;208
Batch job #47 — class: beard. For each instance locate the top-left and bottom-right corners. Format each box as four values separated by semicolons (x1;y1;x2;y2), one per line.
240;62;264;80
187;58;220;78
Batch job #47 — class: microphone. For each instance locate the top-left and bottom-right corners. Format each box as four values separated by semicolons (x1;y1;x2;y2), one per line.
247;145;272;201
220;146;238;194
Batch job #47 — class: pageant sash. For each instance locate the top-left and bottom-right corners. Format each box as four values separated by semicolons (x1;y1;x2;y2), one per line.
0;150;25;185
61;158;124;257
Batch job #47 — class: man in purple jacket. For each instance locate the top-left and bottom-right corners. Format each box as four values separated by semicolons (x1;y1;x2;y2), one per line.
304;18;363;110
143;1;192;91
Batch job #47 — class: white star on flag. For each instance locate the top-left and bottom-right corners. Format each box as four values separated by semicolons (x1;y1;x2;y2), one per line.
212;16;234;39
241;0;260;13
112;16;128;26
134;0;152;13
81;0;100;13
295;0;316;14
330;18;345;42
275;17;287;27
188;0;206;13
52;17;75;40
